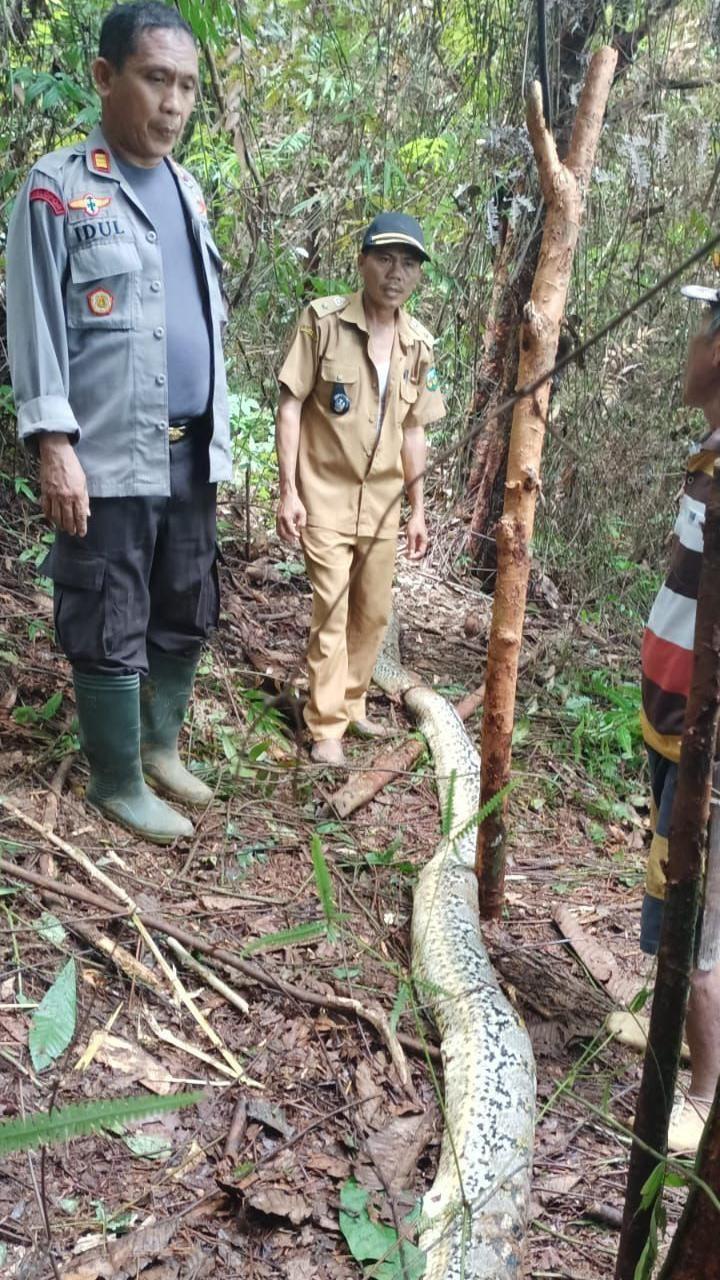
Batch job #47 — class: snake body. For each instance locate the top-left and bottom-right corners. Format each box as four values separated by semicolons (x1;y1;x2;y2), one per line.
373;615;536;1278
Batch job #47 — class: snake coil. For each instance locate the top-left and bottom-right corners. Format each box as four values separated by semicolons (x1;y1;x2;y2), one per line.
373;614;536;1278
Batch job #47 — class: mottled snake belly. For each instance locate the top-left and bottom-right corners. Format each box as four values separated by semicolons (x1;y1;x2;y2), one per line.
373;615;536;1278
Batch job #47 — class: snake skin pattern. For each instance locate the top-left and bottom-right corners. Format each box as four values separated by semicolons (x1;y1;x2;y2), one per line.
374;615;536;1278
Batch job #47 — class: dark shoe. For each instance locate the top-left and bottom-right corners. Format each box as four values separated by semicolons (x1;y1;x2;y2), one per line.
74;670;194;844
310;739;346;766
140;647;213;807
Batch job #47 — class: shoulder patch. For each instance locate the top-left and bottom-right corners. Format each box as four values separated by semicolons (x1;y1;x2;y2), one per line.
408;314;435;347
30;187;65;216
309;295;349;318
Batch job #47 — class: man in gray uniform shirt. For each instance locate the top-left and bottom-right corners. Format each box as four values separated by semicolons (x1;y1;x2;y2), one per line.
7;1;231;844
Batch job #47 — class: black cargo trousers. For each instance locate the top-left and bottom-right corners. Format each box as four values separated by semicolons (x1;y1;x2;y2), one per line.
44;428;219;676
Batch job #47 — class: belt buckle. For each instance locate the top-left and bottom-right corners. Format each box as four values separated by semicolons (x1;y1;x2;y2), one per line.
168;425;187;443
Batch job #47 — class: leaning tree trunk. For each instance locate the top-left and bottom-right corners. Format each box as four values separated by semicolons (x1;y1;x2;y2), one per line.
466;221;540;587
615;461;720;1279
464;1;680;571
475;47;618;919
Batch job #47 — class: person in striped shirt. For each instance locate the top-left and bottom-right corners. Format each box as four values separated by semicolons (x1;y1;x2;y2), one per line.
637;282;720;1151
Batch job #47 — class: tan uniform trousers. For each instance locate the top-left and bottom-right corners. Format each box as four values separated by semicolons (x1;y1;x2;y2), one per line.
301;526;396;740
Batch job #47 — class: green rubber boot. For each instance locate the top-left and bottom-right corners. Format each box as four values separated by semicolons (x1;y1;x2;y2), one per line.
140;647;213;807
73;671;194;844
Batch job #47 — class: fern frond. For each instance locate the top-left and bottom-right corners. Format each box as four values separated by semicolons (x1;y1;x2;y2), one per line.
0;1090;203;1156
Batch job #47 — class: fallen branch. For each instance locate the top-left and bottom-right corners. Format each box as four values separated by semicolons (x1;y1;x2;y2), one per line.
69;920;166;996
327;685;485;818
0;858;414;1082
552;904;638;1007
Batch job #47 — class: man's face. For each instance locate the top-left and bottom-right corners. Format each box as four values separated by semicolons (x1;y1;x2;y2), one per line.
93;28;199;167
358;246;422;310
684;310;720;408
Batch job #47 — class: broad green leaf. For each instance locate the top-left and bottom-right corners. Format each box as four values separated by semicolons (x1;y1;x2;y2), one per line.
339;1178;397;1262
29;958;76;1072
34;911;66;948
123;1133;172;1161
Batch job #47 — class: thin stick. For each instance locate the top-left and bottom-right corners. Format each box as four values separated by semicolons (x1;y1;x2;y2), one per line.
40;753;76;834
223;1097;248;1161
165;935;250;1015
133;917;251;1084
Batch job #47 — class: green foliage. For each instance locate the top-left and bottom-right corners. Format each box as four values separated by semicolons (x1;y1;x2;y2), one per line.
12;690;63;728
339;1178;426;1279
0;1091;203;1156
634;1161;691;1279
560;671;643;782
29;957;76;1072
310;833;340;939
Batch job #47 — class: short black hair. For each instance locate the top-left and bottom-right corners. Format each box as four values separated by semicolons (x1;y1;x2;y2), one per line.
99;2;194;69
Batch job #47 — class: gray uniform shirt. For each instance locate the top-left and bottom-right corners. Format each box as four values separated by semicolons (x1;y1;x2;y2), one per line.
6;125;231;497
115;156;211;421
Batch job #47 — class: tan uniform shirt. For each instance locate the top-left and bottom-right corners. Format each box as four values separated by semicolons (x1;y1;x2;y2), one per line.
278;290;445;537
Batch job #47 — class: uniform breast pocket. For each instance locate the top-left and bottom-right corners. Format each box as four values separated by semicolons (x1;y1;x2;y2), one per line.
66;241;142;331
398;378;418;422
319;360;359;417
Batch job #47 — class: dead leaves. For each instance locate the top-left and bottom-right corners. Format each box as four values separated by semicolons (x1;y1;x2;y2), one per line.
244;1185;312;1225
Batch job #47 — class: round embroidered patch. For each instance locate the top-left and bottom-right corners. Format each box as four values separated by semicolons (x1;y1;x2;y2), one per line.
426;366;439;391
87;288;114;317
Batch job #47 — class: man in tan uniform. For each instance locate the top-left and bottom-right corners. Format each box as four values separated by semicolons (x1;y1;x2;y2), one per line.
275;213;445;765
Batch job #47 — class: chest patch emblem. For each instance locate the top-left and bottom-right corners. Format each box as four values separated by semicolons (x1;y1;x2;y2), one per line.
91;149;111;173
426;366;439;391
29;187;65;216
69;193;111;217
87;287;114;317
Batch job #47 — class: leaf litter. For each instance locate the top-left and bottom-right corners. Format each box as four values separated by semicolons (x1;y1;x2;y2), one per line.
0;539;688;1277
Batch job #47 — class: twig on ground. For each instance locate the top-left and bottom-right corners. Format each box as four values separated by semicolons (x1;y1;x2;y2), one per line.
165;935;250;1014
40;752;76;834
133;917;251;1083
144;1007;259;1085
71;919;166;994
223;1096;248;1161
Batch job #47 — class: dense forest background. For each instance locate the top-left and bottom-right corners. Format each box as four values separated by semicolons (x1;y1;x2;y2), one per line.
1;5;719;1277
0;0;718;634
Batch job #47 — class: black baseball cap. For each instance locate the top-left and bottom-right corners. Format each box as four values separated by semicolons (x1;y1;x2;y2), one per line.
361;212;430;262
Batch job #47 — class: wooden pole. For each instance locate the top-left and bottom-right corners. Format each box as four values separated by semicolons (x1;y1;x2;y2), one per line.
475;46;618;917
656;1076;720;1278
615;461;720;1279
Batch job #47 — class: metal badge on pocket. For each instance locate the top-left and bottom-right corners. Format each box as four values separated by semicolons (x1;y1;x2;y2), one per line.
331;383;351;415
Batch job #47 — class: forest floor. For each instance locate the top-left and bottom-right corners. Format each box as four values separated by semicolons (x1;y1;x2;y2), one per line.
0;492;691;1280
